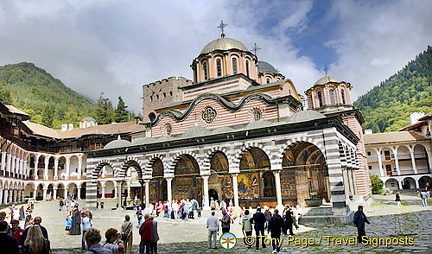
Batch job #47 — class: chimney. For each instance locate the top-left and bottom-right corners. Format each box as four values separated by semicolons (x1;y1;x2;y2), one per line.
61;124;68;132
68;124;74;131
410;112;425;125
365;129;373;135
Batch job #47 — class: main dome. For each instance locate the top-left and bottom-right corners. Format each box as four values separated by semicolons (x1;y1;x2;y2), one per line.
314;76;341;86
200;37;249;55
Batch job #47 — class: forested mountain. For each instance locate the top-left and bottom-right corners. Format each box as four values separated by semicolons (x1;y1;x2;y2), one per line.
0;62;134;129
354;46;432;132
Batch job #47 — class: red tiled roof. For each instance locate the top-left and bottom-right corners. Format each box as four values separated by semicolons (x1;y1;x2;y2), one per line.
364;130;430;145
23;121;145;139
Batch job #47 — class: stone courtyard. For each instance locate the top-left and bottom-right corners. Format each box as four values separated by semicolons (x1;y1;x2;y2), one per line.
3;190;431;253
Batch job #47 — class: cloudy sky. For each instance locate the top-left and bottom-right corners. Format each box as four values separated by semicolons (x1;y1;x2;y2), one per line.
0;0;431;113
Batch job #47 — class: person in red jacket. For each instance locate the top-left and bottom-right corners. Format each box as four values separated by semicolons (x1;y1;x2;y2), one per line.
139;214;153;254
10;220;24;248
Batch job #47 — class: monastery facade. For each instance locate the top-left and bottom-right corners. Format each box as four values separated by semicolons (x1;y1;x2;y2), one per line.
1;31;377;221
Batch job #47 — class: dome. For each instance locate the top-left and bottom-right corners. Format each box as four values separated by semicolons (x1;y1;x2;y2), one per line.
200;37;249;55
103;139;132;149
314;76;341;86
244;120;272;130
132;137;156;145
212;126;234;135
182;126;211;138
286;110;326;124
257;61;278;74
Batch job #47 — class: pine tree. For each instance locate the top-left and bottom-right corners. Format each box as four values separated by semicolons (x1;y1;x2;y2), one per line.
115;96;129;122
42;105;54;128
94;93;114;124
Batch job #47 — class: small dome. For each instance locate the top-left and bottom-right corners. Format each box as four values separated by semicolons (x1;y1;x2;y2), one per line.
257;61;278;74
103;139;132;149
286;110;326;124
244;120;272;130
82;116;96;122
157;136;175;142
212;126;234;134
132;137;156;145
182;126;211;138
314;76;341;86
200;37;249;55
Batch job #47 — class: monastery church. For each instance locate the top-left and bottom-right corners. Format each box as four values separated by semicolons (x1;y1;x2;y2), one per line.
0;25;372;221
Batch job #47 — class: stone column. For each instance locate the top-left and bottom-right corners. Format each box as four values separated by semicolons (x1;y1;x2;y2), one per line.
77;155;83;180
11;155;16;177
53;187;58;199
77;187;81;200
1;152;6;173
145;180;150;208
231;173;240;208
54;157;59;180
273;170;283;207
392;147;401;175
114;182;118;198
201;175;210;210
409;148;418;174
165;177;173;202
24;161;28;179
101;182;106;199
4;189;9;203
33;188;37;199
375;149;384;176
44;156;49;180
0;189;3;204
43;187;47;201
117;181;123;209
398;180;403;189
6;154;11;175
34;155;39;180
65;157;71;180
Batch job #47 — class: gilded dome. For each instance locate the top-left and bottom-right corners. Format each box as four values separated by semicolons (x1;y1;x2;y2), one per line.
200;37;249;55
314;76;341;86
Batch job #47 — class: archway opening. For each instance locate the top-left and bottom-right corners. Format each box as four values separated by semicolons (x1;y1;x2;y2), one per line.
281;142;329;206
173;155;202;201
208;152;231;205
150;158;167;203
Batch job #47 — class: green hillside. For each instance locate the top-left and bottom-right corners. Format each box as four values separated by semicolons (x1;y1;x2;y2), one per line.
354;46;432;132
0;62;133;129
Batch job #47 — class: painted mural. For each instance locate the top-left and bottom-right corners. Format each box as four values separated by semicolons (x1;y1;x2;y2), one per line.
237;173;259;200
219;174;233;201
172;176;202;201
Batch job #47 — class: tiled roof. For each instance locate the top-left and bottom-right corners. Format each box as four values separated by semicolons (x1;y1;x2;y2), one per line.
364;130;429;145
23;121;145;139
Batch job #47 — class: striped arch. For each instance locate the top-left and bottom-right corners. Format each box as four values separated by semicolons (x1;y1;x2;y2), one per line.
118;158;143;178
203;147;229;173
274;135;325;167
144;154;166;177
167;150;201;175
91;160;116;180
233;141;273;167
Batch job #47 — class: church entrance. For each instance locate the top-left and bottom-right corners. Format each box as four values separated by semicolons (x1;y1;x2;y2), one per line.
208;189;219;203
281;142;329;206
208;151;232;206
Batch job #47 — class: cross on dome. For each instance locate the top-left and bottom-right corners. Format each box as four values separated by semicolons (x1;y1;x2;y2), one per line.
218;20;227;37
251;43;261;57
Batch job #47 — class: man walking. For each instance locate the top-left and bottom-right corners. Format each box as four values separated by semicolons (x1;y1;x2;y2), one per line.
420;189;429;207
353;205;370;243
251;207;266;249
268;209;285;254
220;209;231;233
206;211;219;249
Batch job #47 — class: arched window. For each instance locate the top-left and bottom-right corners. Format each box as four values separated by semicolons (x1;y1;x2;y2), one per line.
216;58;222;77
341;90;346;104
245;59;250;77
329;90;335;105
202;61;208;80
318;91;323;107
148;113;156;122
232;57;238;74
266;77;271;84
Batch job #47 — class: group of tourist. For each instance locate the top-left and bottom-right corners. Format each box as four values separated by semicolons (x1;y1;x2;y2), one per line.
135;199;200;222
0;211;50;254
206;204;302;253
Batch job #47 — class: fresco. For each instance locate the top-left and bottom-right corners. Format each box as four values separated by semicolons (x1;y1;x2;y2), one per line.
172;176;202;201
237;173;259;200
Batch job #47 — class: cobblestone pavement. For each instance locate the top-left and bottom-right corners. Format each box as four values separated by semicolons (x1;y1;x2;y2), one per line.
4;190;431;253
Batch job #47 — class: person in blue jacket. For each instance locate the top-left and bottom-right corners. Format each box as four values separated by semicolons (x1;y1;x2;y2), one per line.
353;205;370;243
